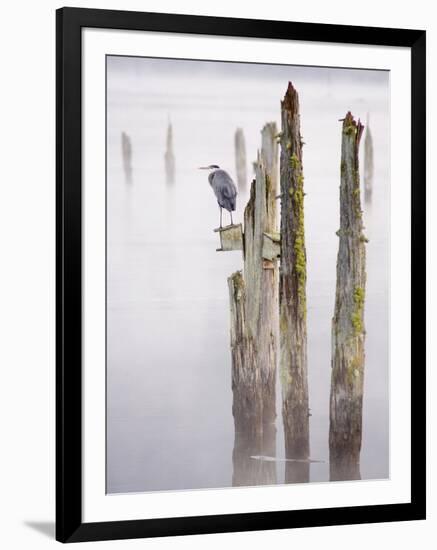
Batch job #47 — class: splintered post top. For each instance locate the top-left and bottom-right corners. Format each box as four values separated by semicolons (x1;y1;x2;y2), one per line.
342;111;365;145
281;81;299;113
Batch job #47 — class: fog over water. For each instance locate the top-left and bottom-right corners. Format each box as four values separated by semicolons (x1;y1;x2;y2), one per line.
106;56;390;493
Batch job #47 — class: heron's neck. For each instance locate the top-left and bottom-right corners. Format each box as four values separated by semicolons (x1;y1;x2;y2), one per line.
208;170;218;185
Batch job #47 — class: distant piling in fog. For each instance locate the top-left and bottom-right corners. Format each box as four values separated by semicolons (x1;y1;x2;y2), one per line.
364;114;374;203
234;128;247;191
165;121;175;185
278;82;310;483
228;122;279;486
329;112;367;481
121;131;132;183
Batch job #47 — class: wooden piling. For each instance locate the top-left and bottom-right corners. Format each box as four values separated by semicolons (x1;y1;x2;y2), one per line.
214;224;243;252
279;82;310;473
228;122;279;486
329;112;366;481
121;131;132;183
364;114;374;203
164;121;175;185
235;128;247;191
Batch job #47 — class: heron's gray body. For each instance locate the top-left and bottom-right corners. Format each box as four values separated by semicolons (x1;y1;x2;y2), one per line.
208;169;237;213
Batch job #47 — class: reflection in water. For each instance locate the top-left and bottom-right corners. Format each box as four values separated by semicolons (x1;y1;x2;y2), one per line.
121;131;132;183
233;423;276;486
285;461;310;484
330;455;361;481
329;387;364;483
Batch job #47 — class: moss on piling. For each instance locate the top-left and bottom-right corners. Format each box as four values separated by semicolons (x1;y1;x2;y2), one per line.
344;124;357;136
290;153;300;170
229;270;245;302
351;286;365;336
292;170;306;318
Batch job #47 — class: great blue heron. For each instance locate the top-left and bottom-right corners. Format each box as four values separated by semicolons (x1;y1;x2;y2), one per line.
199;165;237;228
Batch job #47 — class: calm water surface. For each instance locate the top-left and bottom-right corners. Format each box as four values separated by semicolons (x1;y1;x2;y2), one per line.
106;57;390;493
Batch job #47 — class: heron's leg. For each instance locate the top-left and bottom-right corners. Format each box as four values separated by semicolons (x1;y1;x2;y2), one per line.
220;207;222;228
230;211;234;226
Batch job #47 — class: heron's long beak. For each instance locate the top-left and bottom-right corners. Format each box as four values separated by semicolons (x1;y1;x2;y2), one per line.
198;166;209;170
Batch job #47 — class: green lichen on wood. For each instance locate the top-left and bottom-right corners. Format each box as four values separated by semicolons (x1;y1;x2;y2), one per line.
343;123;357;136
266;231;281;242
230;270;245;302
280;310;288;334
290;153;300;170
287;150;306;317
351;286;365;336
265;173;272;196
293;173;306;318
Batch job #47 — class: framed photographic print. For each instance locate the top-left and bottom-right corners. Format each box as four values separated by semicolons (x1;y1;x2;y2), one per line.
56;7;426;543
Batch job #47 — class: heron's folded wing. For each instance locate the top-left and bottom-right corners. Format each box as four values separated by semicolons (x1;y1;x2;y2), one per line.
217;171;238;198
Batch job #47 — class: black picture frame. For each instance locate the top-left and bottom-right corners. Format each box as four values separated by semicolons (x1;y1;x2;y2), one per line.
56;6;426;543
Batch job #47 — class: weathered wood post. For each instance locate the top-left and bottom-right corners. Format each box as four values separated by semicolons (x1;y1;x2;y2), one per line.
164;121;175;185
234;127;247;191
364;114;374;203
329;112;366;481
258;122;280;444
121;131;132;183
228;272;265;486
228;122;279;486
279;82;310;483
